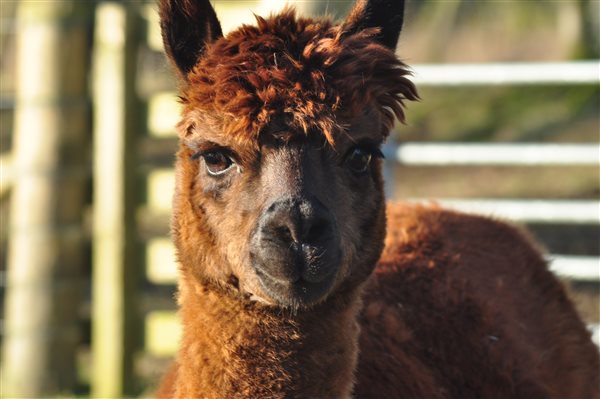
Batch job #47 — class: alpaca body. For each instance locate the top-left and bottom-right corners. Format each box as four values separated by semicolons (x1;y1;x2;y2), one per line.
157;203;599;398
356;203;599;398
156;1;599;397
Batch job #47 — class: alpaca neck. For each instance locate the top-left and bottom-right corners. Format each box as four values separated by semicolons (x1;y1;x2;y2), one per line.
174;278;361;398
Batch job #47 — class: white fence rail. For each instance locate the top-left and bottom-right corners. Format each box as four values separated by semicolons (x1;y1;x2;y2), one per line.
385;143;599;166
386;61;600;282
416;199;599;224
411;61;600;86
548;256;600;282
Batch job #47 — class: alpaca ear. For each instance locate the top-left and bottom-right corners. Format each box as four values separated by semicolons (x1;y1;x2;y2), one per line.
342;0;405;50
159;0;223;77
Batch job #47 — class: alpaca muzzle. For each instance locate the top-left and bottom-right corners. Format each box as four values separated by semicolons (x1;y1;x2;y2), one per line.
249;196;341;307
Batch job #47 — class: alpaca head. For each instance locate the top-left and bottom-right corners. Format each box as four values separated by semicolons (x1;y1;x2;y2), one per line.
160;0;417;310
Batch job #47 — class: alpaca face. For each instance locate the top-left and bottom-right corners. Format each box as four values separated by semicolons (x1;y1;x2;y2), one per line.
161;0;416;309
174;108;387;308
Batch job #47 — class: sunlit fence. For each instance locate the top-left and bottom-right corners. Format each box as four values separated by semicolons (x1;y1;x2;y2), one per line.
384;60;599;284
383;61;600;349
1;1;598;398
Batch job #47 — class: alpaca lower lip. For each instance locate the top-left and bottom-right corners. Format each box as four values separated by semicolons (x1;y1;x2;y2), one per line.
254;266;336;307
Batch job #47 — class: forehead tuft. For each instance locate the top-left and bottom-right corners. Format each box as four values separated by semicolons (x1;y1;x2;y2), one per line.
181;8;417;145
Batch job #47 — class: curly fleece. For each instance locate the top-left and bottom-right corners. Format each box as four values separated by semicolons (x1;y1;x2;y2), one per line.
181;8;418;144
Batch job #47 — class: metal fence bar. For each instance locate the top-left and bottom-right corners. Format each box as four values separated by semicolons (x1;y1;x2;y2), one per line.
590;324;600;347
412;199;600;224
547;255;600;282
410;61;600;86
384;143;599;166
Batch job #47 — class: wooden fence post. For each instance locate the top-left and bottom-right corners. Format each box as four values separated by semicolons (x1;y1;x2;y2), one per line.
2;2;93;397
91;3;142;397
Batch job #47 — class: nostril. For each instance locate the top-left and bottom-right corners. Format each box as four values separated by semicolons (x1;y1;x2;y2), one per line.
274;226;294;243
305;218;331;243
260;197;334;246
266;202;278;214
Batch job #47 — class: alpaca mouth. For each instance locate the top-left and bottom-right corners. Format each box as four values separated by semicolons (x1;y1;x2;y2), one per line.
253;263;338;308
249;239;342;307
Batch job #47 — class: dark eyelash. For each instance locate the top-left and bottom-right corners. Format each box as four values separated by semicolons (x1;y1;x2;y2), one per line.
371;148;385;159
352;142;385;159
190;146;235;161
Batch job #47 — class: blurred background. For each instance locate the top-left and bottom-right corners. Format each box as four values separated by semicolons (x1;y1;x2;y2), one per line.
0;0;598;397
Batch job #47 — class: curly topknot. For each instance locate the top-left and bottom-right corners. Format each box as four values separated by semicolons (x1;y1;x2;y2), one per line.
182;8;418;145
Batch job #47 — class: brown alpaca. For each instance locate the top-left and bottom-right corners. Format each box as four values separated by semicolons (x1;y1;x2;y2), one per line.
156;0;600;397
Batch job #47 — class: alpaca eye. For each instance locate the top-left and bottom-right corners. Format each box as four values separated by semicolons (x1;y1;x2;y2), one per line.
202;151;234;176
345;147;373;174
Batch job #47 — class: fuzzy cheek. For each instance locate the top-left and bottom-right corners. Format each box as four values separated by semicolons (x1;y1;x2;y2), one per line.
333;179;384;280
337;237;358;281
223;237;250;272
215;211;259;276
197;175;234;202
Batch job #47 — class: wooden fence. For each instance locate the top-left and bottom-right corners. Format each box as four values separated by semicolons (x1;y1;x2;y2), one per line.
1;2;93;397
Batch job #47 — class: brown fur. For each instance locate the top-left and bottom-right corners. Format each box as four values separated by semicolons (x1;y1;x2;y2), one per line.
179;8;416;146
356;204;600;398
161;278;362;398
158;202;600;398
157;2;599;398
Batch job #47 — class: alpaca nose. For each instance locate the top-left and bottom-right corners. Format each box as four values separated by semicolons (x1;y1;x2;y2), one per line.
251;196;340;290
263;197;334;247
